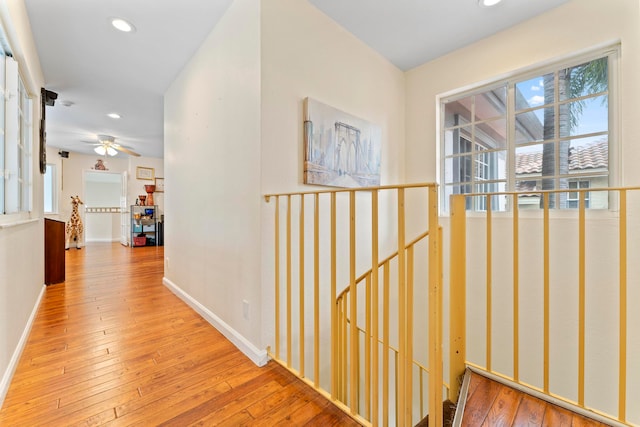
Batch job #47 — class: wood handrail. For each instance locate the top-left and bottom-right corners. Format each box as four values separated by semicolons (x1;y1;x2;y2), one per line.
336;230;430;301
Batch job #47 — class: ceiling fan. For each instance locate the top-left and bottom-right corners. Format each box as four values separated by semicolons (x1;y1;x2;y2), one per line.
91;134;140;157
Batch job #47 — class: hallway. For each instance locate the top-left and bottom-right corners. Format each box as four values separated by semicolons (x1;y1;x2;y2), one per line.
0;243;358;426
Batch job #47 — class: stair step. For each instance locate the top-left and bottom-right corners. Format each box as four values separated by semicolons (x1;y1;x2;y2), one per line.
454;368;613;426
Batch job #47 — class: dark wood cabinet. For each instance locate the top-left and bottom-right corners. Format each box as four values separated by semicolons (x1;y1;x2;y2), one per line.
44;218;65;285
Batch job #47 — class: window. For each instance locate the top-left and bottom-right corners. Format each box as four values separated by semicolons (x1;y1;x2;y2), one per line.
567;180;590;209
0;46;5;215
0;50;33;216
44;163;56;213
441;48;615;212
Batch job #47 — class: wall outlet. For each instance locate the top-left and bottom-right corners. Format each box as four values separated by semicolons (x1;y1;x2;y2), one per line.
165;257;170;269
242;300;249;320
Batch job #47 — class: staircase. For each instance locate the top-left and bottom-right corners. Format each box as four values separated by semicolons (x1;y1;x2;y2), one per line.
263;184;639;426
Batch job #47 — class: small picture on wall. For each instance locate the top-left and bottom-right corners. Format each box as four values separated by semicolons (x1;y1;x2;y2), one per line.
303;97;381;188
154;177;165;192
136;166;155;180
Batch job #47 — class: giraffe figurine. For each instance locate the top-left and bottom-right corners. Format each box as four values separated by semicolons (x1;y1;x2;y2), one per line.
65;195;84;250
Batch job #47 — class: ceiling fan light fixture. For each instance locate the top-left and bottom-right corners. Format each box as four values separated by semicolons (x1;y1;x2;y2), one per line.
107;113;121;119
94;145;118;156
478;0;502;7
111;18;136;33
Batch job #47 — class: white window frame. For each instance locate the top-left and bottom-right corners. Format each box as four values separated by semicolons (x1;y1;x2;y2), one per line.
567;180;590;209
0;50;35;221
439;45;619;214
44;163;57;214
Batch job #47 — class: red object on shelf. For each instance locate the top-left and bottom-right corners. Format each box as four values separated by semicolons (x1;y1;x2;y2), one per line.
133;236;147;247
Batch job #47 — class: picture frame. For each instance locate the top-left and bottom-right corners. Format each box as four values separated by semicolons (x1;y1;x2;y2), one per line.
154;177;165;193
303;97;381;188
136;166;155;180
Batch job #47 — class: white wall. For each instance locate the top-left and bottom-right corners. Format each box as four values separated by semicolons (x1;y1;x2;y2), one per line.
164;0;263;360
0;0;45;405
164;0;406;367
260;0;405;194
405;0;640;421
259;0;406;386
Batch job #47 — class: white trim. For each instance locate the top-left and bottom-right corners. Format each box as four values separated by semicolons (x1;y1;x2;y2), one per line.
0;284;45;407
85;238;121;243
452;368;472;427
0;217;38;229
162;277;269;367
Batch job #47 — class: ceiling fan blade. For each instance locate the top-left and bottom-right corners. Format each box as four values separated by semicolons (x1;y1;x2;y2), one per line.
113;145;141;157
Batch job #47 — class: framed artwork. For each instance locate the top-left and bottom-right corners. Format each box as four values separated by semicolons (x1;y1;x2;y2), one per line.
154;177;165;192
136;166;155;180
303;97;381;188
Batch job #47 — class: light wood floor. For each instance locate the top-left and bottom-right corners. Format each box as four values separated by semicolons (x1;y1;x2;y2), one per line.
460;370;611;426
0;243;359;426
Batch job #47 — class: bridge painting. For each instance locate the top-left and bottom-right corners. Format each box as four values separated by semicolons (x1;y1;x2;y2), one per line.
304;97;381;188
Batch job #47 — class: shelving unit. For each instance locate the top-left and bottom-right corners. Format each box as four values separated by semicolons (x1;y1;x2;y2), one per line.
131;205;157;246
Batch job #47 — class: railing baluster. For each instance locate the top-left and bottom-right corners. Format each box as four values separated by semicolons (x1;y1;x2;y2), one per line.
419;368;424;419
513;195;520;383
543;192;550;394
349;191;358;413
428;185;443;427
383;261;390;427
372;189;380;426
449;194;466;402
619;189;627;422
397;188;407;426
299;194;305;377
337;295;343;402
395;353;399;427
578;191;586;406
407;243;414;424
275;196;280;360
486;195;492;373
365;274;372;420
330;192;337;399
343;295;349;402
286;195;292;368
314;193;320;388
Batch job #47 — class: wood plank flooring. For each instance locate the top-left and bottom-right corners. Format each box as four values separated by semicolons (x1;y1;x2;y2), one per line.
460;371;611;426
0;243;359;426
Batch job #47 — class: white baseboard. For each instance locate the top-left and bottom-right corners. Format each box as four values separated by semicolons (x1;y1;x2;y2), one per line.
85;238;120;243
0;284;46;407
162;277;268;367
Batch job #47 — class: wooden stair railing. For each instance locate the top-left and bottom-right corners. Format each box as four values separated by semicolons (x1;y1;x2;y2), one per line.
335;230;441;423
264;184;443;427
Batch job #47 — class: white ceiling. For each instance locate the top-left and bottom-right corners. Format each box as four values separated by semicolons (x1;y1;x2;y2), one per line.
24;0;568;159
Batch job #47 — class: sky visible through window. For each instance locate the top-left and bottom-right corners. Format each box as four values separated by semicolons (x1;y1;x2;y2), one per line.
516;76;607;153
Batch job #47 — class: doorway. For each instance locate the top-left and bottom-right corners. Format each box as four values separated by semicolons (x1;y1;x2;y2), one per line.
83;170;127;244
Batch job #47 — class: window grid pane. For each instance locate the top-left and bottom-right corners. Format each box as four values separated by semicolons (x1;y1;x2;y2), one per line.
441;52;611;212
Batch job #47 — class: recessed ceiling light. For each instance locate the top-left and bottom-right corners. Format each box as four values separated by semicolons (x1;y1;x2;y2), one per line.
478;0;503;7
107;113;121;119
111;18;136;33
